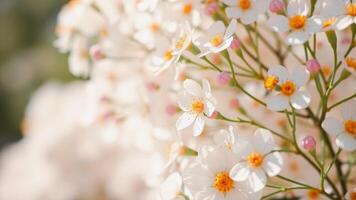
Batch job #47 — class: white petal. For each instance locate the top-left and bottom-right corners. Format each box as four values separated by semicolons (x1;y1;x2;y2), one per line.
241;10;258;24
160;172;182;200
247;169;267;192
202;79;211;94
287;0;309;16
254;0;269;13
269;65;289;82
290;67;310;87
229;162;250;181
267;95;289;111
176;112;196;130
226;7;242;19
335;16;353;30
225;19;237;37
208;21;225;37
336;133;356;151
193;115;205;136
341;102;356;119
221;0;236;6
204;100;216;117
183;79;202;96
286;31;308;45
253;129;276;154
262;153;283;176
267;15;289;32
291;89;311;109
305;16;323;33
210;36;234;53
225;188;248;200
322;117;343;135
203;147;230;172
177;95;193;111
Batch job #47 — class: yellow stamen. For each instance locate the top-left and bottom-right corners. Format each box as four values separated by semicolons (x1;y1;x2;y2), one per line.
323;17;337;28
191;100;205;113
344;120;356;137
150;22;160;32
346;3;356;16
210;34;223;47
164;49;173;61
280;80;296;96
239;0;251;10
350;191;356;200
182;3;193;15
289;15;306;30
346;57;356;71
214;171;235;193
175;35;187;50
321;65;331;76
264;75;279;90
307;189;320;199
247;152;263;167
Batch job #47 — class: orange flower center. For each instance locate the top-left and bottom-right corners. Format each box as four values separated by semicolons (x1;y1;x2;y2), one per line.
346;57;356;71
344;120;356;137
210;34;224;47
280;80;296;96
247;152;263;167
175;35;188;50
307;189;320;199
239;0;251;10
164;49;173;61
346;3;356;16
289;15;306;29
214;171;235;193
321;65;332;76
323;17;337;28
191;100;205;113
150;22;160;32
264;75;279;90
350;191;356;200
182;3;193;15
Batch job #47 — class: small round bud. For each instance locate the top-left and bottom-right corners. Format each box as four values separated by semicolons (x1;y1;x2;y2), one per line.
216;71;231;85
269;0;284;13
301;136;316;151
306;59;321;74
204;2;218;16
165;104;178;116
230;38;241;50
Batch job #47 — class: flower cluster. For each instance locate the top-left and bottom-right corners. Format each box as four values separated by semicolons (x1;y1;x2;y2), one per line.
1;0;356;200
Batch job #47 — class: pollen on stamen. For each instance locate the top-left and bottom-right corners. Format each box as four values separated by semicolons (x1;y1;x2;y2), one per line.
191;100;205;113
210;34;223;47
239;0;251;10
289;15;306;30
182;3;193;15
264;75;279;90
344;120;356;137
247;152;263;167
280;80;296;96
214;171;235;193
346;3;356;17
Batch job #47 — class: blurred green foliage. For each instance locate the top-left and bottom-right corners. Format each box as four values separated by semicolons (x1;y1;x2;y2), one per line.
0;0;73;147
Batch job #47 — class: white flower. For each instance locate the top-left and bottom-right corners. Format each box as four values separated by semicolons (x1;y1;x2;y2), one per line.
160;172;184;200
68;36;90;77
229;129;283;192
196;20;237;57
222;0;268;24
183;147;261;200
172;22;194;61
267;0;322;45
176;79;216;136
265;65;311;111
322;101;356;151
321;0;356;30
149;36;178;75
213;126;238;151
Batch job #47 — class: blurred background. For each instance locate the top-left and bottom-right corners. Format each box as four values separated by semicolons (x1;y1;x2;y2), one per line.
0;0;72;148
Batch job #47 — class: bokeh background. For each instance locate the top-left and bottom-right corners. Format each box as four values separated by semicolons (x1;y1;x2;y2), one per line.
0;0;72;148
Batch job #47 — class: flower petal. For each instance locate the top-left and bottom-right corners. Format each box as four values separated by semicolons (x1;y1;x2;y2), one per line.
336;133;356;151
183;79;202;96
305;16;323;33
207;21;226;37
287;0;309;16
335;16;353;30
291;89;311;109
322;117;343;135
176;112;196;130
226;7;242;19
267;15;289;32
286;31;308;45
241;10;258;24
193;115;205;136
247;169;267;192
262;152;283;176
269;65;289;82
267;94;289;111
290;67;310;87
253;129;276;154
229;162;250;181
225;20;237;38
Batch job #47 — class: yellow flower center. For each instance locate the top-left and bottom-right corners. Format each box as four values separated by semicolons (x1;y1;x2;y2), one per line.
323;17;337;28
150;22;160;32
280;80;296;96
175;35;187;50
321;65;331;76
264;75;279;90
214;171;235;193
344;120;356;137
247;152;263;167
289;15;306;30
307;189;320;199
164;49;173;61
191;100;205;113
210;34;224;47
346;57;356;71
182;3;193;15
346;3;356;16
238;0;251;10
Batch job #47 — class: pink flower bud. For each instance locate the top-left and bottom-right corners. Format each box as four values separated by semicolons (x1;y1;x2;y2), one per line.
216;71;231;85
269;0;284;13
165;104;178;116
204;2;218;16
90;45;104;61
209;111;219;119
229;98;239;109
301;136;316;151
146;82;159;91
230;38;241;50
306;59;321;74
